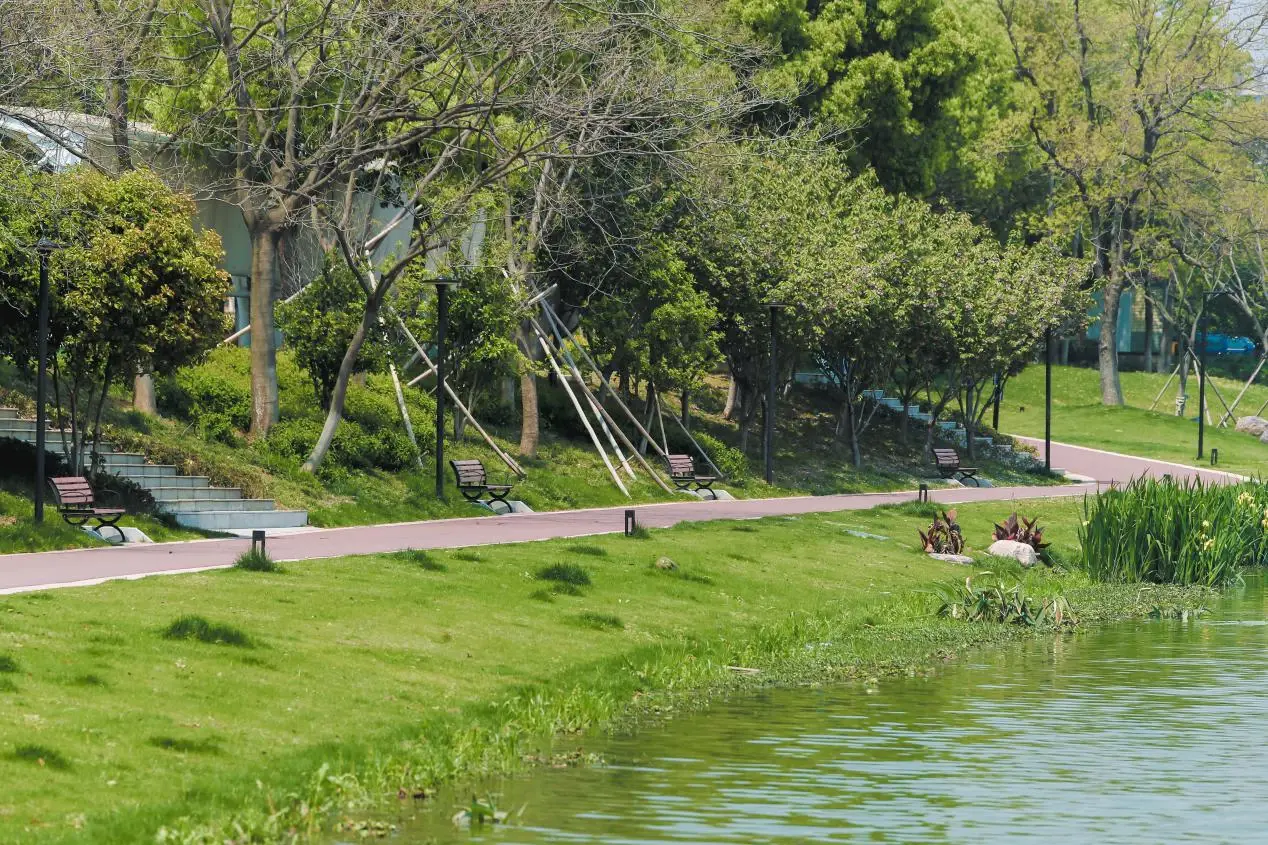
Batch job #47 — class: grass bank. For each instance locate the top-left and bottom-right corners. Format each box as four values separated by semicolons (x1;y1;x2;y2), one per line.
0;497;1207;843
1000;364;1268;477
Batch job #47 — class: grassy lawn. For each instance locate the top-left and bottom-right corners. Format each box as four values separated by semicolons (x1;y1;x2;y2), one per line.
999;364;1268;478
0;495;1203;843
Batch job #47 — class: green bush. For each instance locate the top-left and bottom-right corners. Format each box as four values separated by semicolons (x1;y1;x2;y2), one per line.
158;355;251;444
161;615;253;648
234;549;279;572
263;415;419;474
692;431;749;480
0;437;70;488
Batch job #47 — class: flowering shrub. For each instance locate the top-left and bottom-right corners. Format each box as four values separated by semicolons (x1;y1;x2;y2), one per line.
1077;478;1268;586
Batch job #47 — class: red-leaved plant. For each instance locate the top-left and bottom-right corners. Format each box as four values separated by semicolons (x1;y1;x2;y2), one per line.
993;512;1049;556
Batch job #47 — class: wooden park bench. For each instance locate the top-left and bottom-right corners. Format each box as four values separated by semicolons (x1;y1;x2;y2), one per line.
48;476;126;528
667;454;718;499
449;459;514;509
933;448;979;487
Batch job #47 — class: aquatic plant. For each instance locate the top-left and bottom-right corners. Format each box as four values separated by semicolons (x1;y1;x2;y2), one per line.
453;794;511;828
992;512;1048;556
919;510;964;555
935;573;1076;628
1077;478;1268;586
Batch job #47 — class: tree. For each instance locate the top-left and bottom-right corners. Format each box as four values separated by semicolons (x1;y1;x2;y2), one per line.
996;0;1268;405
0;166;228;471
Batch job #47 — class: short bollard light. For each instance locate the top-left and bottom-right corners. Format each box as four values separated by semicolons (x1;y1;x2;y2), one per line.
624;509;637;536
1211;448;1219;467
251;529;266;556
917;483;929;504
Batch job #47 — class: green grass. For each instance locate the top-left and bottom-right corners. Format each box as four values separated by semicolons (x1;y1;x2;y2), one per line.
1000;364;1268;477
0;487;203;553
0;496;1211;844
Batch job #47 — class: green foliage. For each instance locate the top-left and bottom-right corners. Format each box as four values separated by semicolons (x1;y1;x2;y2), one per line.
1078;478;1268;587
0;166;228;471
159;357;252;444
935;573;1076;627
918;510;964;555
535;563;592;587
276;254;386;409
161;616;254;648
233;549;279;573
992;512;1048;556
0;655;18;673
692;432;748;481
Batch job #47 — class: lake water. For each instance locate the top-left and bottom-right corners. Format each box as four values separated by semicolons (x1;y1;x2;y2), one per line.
390;583;1268;843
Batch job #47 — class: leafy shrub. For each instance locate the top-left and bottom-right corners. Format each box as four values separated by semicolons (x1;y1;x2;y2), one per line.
935;573;1076;627
0;437;69;488
1078;478;1268;586
90;471;158;515
536;563;591;586
919;510;964;554
692;432;748;481
161;615;253;647
158;357;251;444
264;414;420;475
992;512;1049;556
234;549;279;572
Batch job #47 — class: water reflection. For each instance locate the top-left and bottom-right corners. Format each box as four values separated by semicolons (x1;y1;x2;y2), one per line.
396;584;1268;843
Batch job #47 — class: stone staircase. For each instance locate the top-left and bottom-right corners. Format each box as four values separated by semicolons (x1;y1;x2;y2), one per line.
0;408;308;532
860;390;1009;453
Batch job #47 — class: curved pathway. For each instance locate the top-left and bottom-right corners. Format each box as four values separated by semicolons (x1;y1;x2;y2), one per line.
0;439;1243;595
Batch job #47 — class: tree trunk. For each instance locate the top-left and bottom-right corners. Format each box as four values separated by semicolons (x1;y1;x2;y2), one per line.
844;391;862;468
1098;277;1126;405
518;370;539;457
302;296;378;472
1143;294;1154;374
248;224;281;436
133;373;156;415
723;373;738;420
680;391;689;429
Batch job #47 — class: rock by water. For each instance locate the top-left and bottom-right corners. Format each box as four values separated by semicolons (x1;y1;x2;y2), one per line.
987;539;1039;567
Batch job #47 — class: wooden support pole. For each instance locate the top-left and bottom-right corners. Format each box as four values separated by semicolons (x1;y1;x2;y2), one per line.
529;318;629;496
540;302;671;460
660;399;725;479
1148;360;1183;411
1218;355;1266;427
388;357;424;471
391;311;525;478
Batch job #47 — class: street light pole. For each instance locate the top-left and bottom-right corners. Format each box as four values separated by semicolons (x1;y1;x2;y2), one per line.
33;238;59;523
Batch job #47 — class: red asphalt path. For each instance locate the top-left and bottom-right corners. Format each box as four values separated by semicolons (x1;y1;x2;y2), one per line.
0;439;1245;595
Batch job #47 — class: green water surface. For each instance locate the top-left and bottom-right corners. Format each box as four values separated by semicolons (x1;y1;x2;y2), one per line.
383;585;1268;843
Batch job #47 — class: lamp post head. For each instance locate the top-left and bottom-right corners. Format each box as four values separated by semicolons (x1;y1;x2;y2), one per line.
34;237;61;256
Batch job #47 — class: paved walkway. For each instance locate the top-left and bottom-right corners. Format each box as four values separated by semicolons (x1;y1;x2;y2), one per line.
0;439;1245;595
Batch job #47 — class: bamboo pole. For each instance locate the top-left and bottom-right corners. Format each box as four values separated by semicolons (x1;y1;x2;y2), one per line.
1218;355;1267;427
1148;360;1183;411
538;309;674;493
388;357;425;471
391;310;525;478
540;302;671;460
529;318;628;496
1189;349;1234;422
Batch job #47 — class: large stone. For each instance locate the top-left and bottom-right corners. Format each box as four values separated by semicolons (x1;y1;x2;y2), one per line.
1260;429;1268;445
987;539;1039;567
1238;416;1268;437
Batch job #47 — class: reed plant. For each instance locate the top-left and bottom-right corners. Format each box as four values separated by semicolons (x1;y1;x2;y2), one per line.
1077;477;1268;586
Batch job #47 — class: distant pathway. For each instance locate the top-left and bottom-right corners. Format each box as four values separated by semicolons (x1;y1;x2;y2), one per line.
1012;436;1246;485
0;439;1243;595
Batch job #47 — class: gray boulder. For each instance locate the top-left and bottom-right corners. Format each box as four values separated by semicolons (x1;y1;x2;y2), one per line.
987;539;1039;567
928;553;974;565
1238;416;1268;437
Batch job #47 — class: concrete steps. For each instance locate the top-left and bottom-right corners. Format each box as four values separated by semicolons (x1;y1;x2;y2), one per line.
0;407;307;532
865;390;995;448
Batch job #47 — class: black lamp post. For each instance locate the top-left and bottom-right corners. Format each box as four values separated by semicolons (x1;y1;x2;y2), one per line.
423;278;460;498
764;302;787;486
33;237;60;523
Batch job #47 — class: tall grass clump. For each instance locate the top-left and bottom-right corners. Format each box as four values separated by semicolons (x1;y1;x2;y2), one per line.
1078;478;1268;586
233;548;279;572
